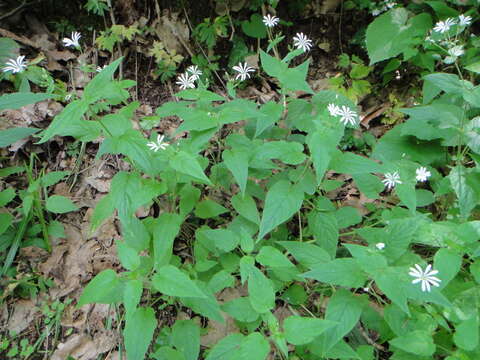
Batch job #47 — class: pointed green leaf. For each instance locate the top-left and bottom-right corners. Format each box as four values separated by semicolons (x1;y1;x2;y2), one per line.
284;316;337;345
258;180;304;240
152;265;206;298
124;307;157;360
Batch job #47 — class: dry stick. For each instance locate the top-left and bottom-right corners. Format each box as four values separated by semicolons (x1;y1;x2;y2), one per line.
0;27;40;49
106;0;123;78
357;323;386;352
0;0;27;21
181;2;228;92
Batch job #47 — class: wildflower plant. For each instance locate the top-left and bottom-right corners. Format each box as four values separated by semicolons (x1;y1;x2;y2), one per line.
2;2;480;359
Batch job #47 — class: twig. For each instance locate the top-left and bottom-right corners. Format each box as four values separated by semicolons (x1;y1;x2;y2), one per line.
357;323;386;352
0;0;27;21
181;1;227;91
0;27;40;49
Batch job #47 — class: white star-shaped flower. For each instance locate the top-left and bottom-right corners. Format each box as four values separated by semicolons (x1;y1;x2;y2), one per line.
293;32;313;52
433;18;456;33
232;62;255;81
96;64;107;72
2;55;27;74
382;171;402;190
337;105;358;126
409;263;441;292
175;73;196;90
263;14;280;28
458;14;472;27
147;134;169;152
62;31;81;48
371;9;381;16
375;242;386;250
327;103;341;116
415;167;431;182
186;65;202;80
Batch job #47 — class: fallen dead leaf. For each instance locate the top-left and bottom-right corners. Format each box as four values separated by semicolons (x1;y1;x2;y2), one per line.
38;225;97;298
51;330;117;360
7;299;40;334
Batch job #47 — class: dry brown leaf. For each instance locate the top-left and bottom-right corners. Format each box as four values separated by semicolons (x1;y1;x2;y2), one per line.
51;331;117;360
38;225;97;298
7;299;40;334
153;11;190;56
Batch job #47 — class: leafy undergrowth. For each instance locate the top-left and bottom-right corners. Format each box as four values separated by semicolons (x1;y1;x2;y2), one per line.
1;0;480;359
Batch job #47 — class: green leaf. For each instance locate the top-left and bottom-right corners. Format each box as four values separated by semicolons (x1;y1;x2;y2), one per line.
84;57;123;102
197;228;239;253
284;316;337;345
152;213;183;270
0;213;13;236
374;267;409;314
390;331;435;356
465;61;480;74
124;307;157;360
179;184;201;217
302;258;367;287
0;127;39;147
372;124;445;165
0;188;15;207
152;347;186;360
256;246;295;268
454;314;479;351
152;265;206;298
231;194;260;224
330;151;384;174
277;241;331;267
308;126;343;184
308;211;339;259
254;141;306;165
123;279;143;317
258;180;304;240
194;199;228;219
39;99;100;143
248;266;275;313
222;297;259;322
223;149;249;196
0;92;53;111
433;248;462;289
40;171;70;188
171;320;200;360
366;9;431;64
180;282;224;323
46;195;78;214
449;165;478;219
233;332;270;360
315;289;367;354
241;14;267;39
78;269;123;306
255;102;283;137
205;334;244;360
170;151;212;185
117;241;140;271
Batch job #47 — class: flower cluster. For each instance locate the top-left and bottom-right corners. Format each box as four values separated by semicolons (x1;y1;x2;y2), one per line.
2;55;28;74
175;65;203;90
327;103;358;126
381;166;431;190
